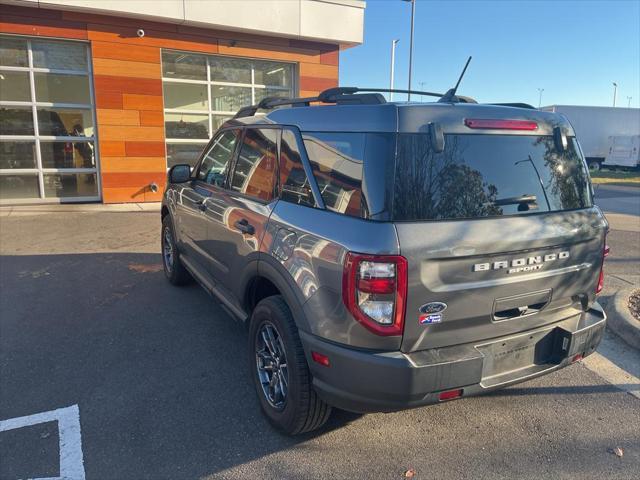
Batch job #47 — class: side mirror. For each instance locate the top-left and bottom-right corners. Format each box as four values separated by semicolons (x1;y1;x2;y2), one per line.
429;122;445;153
553;126;568;152
168;164;191;184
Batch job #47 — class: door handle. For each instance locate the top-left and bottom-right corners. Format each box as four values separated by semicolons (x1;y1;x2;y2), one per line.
234;218;255;235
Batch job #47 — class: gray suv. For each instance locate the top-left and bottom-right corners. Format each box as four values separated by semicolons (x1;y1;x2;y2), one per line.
161;87;609;435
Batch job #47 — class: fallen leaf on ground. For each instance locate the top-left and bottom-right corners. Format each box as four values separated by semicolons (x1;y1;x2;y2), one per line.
128;263;163;273
612;447;624;458
404;469;416;478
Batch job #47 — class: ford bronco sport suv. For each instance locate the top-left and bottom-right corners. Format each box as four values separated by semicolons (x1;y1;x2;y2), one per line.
161;86;609;435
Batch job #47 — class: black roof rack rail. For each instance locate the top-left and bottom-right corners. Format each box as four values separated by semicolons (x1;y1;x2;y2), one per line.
232;86;478;119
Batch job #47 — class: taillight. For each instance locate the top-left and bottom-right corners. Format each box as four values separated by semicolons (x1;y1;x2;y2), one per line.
342;253;407;336
464;119;538;130
595;238;610;294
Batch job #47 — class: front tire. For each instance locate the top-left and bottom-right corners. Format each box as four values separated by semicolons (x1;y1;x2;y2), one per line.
161;215;192;286
249;296;331;435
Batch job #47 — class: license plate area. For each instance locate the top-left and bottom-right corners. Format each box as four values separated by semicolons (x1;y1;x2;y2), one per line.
477;327;568;387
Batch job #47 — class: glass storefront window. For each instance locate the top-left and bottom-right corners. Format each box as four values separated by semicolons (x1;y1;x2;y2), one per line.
163;83;208;110
162;50;296;170
162;51;207;80
0;71;31;101
0;36;28;67
164;113;209;139
37;108;93;137
0;35;98;203
32;39;88;71
43;173;98;198
166;143;207;169
0;106;34;135
0;141;37;169
211;85;252;112
35;73;91;104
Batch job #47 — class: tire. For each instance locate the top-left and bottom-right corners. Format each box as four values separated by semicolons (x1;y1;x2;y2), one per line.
161;215;192;286
588;159;601;172
249;295;332;435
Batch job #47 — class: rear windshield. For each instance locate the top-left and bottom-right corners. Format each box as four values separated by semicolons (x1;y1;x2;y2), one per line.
392;134;592;221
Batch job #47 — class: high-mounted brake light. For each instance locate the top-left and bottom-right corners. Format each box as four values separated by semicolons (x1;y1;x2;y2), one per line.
464;119;538;131
342;253;407;336
595;237;610;294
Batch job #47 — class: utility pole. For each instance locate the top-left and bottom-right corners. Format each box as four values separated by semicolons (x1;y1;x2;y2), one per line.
612;82;617;107
627;96;632;108
537;88;544;108
402;0;416;101
389;39;400;101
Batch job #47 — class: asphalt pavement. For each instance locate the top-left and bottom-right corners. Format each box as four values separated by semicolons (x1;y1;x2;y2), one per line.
0;190;639;480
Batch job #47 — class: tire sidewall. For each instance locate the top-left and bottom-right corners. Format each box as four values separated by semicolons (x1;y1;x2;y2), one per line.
248;299;306;431
161;216;178;281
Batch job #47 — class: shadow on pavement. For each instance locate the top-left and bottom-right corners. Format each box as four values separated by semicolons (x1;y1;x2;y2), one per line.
0;252;359;479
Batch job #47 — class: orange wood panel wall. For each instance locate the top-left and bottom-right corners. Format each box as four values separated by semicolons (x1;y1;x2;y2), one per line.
0;5;339;203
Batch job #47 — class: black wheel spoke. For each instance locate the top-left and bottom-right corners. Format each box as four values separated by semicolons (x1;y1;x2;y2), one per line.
255;322;289;410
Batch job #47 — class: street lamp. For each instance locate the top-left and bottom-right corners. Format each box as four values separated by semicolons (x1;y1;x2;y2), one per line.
402;0;416;101
389;39;400;101
537;88;544;108
627;96;633;108
612;82;617;107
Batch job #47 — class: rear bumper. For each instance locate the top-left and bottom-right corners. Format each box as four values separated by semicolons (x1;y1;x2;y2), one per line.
301;303;606;413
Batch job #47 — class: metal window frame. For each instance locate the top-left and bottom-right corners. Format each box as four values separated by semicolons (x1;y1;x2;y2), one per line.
0;34;101;204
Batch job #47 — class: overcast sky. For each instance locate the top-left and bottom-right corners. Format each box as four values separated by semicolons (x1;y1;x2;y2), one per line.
340;0;640;107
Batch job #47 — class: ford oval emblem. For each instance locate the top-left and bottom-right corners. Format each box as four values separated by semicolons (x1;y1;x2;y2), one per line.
419;302;447;315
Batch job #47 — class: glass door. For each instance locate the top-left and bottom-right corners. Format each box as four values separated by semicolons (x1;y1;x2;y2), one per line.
0;35;100;203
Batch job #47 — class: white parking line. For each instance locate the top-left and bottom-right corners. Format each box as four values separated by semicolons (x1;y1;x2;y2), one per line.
0;404;86;480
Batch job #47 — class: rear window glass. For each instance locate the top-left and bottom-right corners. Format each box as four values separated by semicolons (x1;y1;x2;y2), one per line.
280;129;316;208
302;132;366;218
393;134;592;221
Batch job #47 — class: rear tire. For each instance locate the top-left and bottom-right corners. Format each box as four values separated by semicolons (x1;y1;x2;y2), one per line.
249;295;332;435
161;215;192;286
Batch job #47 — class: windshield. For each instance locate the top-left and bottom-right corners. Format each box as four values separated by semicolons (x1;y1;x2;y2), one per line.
392;134;592;221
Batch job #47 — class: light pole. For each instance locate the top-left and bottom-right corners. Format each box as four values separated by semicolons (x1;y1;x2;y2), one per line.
537;88;544;108
402;0;416;101
389;39;400;101
627;96;632;108
612;82;617;107
419;81;426;102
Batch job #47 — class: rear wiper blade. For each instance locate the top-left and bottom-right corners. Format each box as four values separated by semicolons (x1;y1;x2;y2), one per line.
489;194;537;207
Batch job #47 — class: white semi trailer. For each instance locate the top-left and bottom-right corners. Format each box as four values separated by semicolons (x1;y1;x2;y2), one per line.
542;105;640;170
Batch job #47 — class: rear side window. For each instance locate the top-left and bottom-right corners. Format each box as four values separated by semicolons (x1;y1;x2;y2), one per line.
279;129;316;208
231;128;278;201
197;129;239;186
302;132;365;218
393;134;592;221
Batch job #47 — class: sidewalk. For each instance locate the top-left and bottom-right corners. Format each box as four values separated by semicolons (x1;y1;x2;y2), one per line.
0;202;161;217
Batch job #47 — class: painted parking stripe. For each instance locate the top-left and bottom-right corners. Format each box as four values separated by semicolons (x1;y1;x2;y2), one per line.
0;404;86;480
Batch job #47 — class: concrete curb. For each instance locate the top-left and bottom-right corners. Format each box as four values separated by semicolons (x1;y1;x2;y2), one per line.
605;286;640;351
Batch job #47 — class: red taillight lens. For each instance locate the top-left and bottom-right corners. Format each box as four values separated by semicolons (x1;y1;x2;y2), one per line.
439;389;463;401
595;239;610;294
464;119;538;131
342;252;407;336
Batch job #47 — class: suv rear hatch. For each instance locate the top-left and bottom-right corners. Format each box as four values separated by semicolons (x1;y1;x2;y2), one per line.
391;111;607;353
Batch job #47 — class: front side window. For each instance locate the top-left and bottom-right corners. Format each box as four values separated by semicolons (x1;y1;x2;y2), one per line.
162;50;296;169
302;132;366;218
231;128;278;202
197;129;239;187
393;134;592;221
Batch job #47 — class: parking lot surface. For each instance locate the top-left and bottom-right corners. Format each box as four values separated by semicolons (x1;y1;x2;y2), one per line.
1;197;639;480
